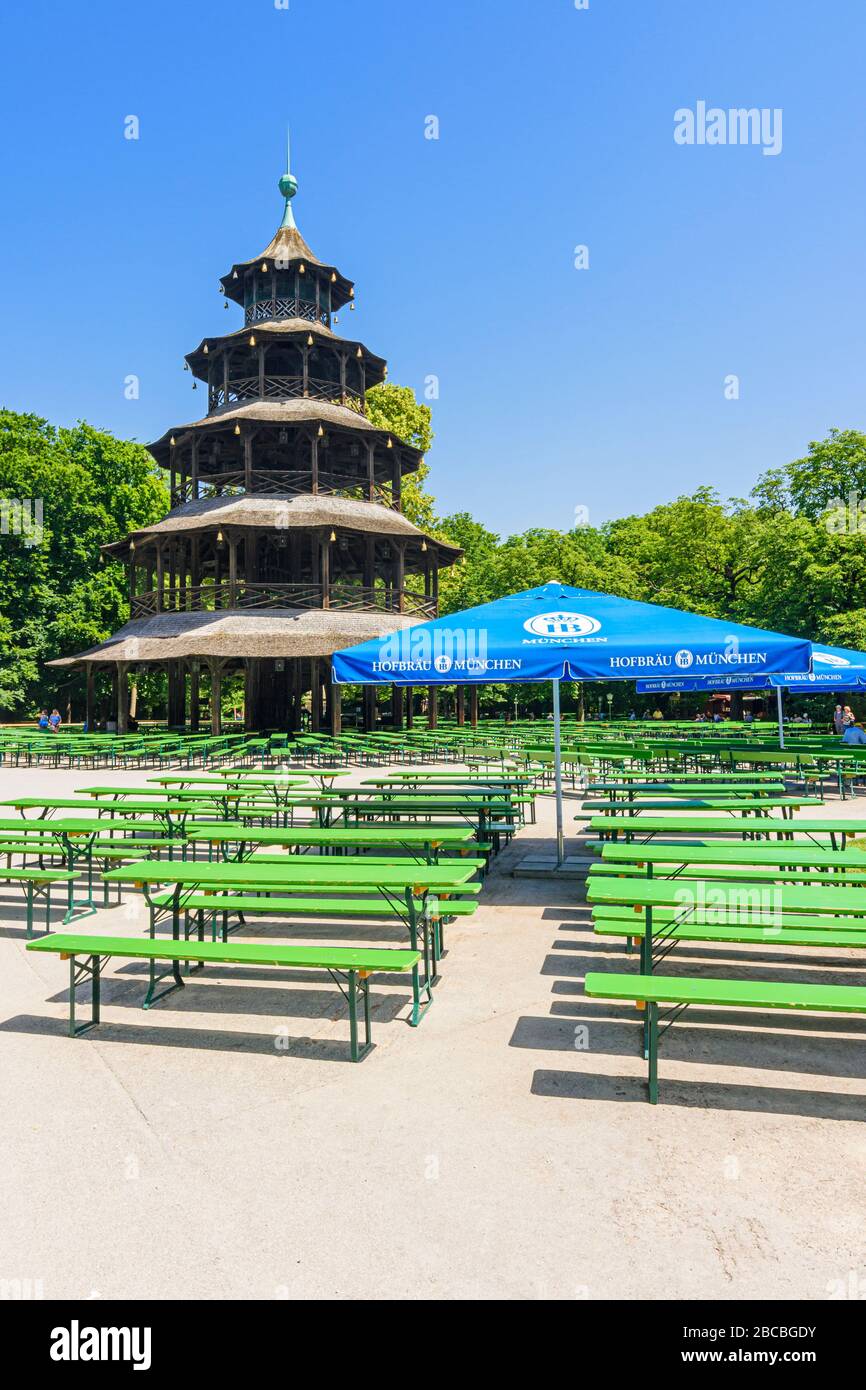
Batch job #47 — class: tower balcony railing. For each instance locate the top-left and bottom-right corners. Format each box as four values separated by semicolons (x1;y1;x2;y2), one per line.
210;375;364;415
130;582;436;619
175;471;398;508
245;298;329;327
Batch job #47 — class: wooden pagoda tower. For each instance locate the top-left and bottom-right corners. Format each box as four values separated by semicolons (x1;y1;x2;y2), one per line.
52;150;460;734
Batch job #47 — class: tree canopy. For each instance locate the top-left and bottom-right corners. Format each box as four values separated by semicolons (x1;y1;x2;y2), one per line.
0;409;166;712
1;395;865;719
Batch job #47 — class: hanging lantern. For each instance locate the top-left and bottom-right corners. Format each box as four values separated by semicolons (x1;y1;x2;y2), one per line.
386;437;393;449
232;270;238;280
307;334;314;346
356;347;363;358
170;436;176;446
329;530;336;543
299;263;306;274
216;530;224;543
331;272;337;282
421;539;428;552
349;302;355;311
317;424;324;438
261;263;268;273
249;334;256;347
203;343;209;354
234;423;241;436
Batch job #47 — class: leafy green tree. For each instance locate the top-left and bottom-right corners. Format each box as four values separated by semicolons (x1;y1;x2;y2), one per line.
365;383;435;530
605;488;769;616
0;409;167;715
753;428;866;518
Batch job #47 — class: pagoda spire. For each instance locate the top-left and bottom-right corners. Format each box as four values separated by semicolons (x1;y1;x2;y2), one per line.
278;127;298;231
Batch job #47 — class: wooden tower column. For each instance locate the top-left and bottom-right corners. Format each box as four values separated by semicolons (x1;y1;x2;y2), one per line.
427;686;438;729
310;658;321;731
116;661;130;735
405;686;414;728
85;665;96;730
207;659;224;734
391;684;404;730
330;681;342;736
456;685;465;726
470;686;479;728
189;661;201;732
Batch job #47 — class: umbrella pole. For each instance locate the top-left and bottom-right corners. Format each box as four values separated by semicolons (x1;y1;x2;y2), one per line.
776;685;785;750
553;678;564;866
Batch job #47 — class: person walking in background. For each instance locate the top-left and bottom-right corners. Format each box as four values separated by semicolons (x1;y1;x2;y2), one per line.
833;704;845;734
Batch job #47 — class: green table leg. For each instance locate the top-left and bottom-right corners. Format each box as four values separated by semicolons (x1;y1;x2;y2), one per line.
647;1000;659;1104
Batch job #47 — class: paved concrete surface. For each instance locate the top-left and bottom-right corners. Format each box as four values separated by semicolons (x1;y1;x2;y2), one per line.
0;764;864;1300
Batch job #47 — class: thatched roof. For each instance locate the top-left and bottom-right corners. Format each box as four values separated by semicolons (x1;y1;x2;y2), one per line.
149;398;416;455
102;493;461;557
48;607;419;667
184;319;386;379
220;227;354;311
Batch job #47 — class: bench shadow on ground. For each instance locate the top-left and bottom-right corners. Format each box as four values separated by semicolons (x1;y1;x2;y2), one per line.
0;1012;370;1062
518;894;866;1119
529;1068;866;1120
34;965;412;1024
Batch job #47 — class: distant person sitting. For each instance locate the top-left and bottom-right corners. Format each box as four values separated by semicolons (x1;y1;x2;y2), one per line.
37;709;49;731
744;710;754;723
48;708;62;732
843;721;866;745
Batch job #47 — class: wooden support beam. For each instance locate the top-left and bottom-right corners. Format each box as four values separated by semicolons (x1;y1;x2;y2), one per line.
189;662;200;732
85;664;95;730
330;680;342;736
116;662;130;736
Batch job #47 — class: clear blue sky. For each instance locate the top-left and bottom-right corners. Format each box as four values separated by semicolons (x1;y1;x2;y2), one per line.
1;0;864;536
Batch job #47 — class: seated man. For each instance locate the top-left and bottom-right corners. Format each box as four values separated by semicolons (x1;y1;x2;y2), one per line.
842;720;866;745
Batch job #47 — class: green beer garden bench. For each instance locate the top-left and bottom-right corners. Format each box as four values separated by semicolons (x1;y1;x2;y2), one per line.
26;934;421;1062
584;971;866;1103
0;867;78;935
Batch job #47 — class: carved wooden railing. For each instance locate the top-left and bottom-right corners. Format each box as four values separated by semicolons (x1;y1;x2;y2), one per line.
130;583;436;618
245;299;329;327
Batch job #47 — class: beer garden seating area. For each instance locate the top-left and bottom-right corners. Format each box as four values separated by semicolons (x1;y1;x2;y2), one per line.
4;714;866;1097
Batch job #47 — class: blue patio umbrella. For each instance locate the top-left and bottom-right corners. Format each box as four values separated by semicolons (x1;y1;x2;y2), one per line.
332;582;813;862
636;641;866;748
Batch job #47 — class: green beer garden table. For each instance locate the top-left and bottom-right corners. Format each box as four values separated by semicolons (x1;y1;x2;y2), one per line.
588;814;866;850
103;857;480;1024
182;822;478;864
0;815;173;919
